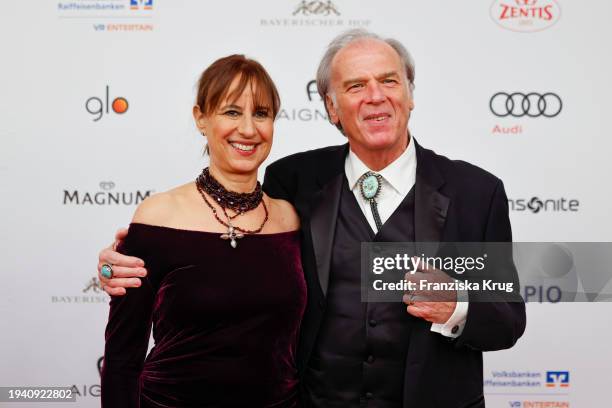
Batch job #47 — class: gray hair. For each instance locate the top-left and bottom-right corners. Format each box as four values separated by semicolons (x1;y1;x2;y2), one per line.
316;29;415;130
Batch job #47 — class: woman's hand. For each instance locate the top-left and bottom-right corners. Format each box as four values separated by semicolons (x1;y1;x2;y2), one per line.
97;228;147;296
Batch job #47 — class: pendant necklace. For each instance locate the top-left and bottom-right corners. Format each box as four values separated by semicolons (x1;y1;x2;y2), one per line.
195;167;268;248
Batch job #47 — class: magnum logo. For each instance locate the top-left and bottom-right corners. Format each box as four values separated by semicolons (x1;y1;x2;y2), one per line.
63;181;153;206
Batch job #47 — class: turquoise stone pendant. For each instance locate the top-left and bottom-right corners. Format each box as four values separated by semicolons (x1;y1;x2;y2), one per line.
358;172;382;201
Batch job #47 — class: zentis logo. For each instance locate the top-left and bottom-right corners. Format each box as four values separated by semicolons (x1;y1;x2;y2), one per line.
490;0;561;32
85;86;129;121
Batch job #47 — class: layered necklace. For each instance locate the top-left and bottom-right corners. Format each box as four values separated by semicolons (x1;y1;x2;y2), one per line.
195;167;268;248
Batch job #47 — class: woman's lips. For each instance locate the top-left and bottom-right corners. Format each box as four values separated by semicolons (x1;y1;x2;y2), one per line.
230;142;258;156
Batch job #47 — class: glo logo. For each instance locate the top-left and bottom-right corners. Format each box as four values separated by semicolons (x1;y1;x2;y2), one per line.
546;371;569;387
85;86;129;122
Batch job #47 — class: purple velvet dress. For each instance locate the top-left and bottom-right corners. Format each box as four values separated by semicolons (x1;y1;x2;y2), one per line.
101;223;306;407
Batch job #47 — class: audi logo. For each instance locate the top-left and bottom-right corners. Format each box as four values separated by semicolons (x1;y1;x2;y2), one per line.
489;92;562;118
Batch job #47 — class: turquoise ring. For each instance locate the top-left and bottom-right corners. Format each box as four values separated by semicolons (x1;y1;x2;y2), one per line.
100;263;114;279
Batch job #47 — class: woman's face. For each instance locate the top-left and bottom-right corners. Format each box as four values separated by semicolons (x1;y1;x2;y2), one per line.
195;77;274;177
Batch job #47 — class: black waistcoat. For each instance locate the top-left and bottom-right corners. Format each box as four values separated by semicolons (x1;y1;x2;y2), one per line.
304;177;417;408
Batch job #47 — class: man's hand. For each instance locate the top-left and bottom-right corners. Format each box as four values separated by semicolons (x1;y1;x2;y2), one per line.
97;228;147;296
403;258;457;324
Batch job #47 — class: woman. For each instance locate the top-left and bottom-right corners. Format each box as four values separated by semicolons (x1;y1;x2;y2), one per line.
101;55;306;407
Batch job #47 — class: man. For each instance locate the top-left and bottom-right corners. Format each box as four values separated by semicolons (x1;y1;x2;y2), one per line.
99;29;525;407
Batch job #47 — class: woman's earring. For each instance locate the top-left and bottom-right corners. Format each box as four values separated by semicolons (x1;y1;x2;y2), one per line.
200;132;209;156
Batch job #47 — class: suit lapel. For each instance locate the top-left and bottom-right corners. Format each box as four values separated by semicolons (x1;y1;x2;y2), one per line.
309;174;343;295
409;140;451;358
307;141;450;294
414;140;450;255
308;144;348;296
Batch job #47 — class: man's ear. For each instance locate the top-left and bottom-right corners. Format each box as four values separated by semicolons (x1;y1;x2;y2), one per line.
408;89;415;111
192;105;208;135
325;94;340;126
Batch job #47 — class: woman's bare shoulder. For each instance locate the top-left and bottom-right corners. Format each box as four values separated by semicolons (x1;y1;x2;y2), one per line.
132;183;194;226
267;196;300;232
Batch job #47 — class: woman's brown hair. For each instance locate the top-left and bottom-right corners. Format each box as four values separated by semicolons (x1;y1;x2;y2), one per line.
196;54;280;118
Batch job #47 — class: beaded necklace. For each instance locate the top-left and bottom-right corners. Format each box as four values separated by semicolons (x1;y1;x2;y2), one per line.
195;167;268;248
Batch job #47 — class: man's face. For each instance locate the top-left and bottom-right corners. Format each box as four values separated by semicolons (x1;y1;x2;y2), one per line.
327;39;414;162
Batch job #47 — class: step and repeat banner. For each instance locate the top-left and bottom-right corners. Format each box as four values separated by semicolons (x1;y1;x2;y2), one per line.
1;1;611;407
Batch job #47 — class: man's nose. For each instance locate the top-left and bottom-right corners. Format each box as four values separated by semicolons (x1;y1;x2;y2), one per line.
365;82;385;104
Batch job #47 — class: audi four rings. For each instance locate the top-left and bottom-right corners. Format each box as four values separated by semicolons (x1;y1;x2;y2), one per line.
489;92;562;118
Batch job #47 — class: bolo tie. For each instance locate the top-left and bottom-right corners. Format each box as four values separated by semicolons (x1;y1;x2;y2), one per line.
358;171;384;232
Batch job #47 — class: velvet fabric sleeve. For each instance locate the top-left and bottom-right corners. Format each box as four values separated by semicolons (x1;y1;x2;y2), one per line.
101;226;157;408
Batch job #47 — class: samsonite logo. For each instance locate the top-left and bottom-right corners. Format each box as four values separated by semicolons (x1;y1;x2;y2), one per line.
508;197;579;213
490;0;561;33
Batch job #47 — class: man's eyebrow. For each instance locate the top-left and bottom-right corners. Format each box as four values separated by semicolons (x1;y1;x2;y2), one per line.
376;71;400;80
342;77;366;88
342;71;400;88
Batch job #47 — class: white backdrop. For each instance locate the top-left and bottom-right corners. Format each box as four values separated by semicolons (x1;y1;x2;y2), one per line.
1;1;611;407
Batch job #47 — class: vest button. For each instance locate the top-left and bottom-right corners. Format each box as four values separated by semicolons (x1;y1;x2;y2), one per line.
369;319;377;327
451;325;459;334
366;355;375;364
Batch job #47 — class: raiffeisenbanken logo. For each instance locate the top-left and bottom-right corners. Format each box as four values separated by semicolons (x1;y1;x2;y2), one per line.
130;0;153;10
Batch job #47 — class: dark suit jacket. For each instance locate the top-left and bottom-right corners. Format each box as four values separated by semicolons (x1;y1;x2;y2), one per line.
263;140;526;408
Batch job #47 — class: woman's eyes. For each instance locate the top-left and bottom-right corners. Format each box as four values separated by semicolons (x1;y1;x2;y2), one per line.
224;110;240;117
254;109;270;118
222;109;270;119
